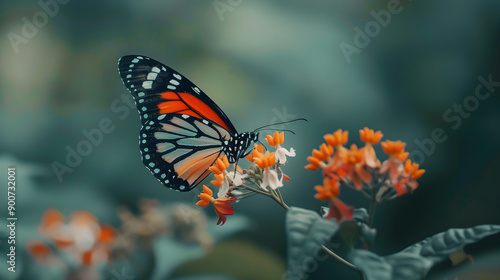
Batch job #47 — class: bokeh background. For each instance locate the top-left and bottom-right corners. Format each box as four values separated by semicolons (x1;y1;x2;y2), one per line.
1;0;500;279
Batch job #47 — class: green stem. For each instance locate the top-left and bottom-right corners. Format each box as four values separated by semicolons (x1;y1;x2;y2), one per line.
368;188;377;227
276;188;284;203
241;184;269;196
270;188;289;210
321;245;366;280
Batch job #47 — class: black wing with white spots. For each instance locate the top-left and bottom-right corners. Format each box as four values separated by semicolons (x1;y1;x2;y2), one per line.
117;55;237;133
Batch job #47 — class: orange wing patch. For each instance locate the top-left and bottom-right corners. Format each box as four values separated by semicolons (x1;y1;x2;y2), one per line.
174;150;220;184
159;91;230;131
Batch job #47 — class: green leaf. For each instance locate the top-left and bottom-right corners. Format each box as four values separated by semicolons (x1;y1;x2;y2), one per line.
286;207;339;279
400;224;500;259
352;208;369;223
322;207;377;247
349;224;500;280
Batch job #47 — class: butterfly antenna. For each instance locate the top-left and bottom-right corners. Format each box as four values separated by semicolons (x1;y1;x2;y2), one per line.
256;140;268;152
253;118;308;132
256;128;296;135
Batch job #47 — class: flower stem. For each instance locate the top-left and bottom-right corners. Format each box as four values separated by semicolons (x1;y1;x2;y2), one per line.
321;245;366;280
241;184;269;196
368;188;377;227
270;188;289;210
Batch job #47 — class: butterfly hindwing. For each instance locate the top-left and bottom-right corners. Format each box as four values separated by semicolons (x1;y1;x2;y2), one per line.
139;113;230;192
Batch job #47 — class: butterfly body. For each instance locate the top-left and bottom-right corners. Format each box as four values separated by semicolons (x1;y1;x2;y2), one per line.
118;55;257;192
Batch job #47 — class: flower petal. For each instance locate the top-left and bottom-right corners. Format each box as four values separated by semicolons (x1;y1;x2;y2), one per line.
203;185;213;196
215;202;235;215
266;170;283;190
196;200;210;207
217;177;229;198
284;147;296;157
276;149;287;164
199;193;213;202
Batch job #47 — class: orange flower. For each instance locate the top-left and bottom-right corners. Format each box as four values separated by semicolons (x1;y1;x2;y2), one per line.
394;178;408;196
196;185;237;225
403;160;425;180
341;144;364;165
26;240;52;258
253;151;276;169
380;140;409;183
34;209;116;266
26;240;55;266
265;131;284;146
196;185;214;207
359;127;383;145
39;209;64;229
213;197;237;225
209;156;230;174
360;128;382;168
314;178;340;201
324;129;349;147
306;144;334;171
245;144;264;162
306;156;325;171
210;173;225;187
327;144;371;190
265;131;296;164
97;224;116;244
326;198;354;223
253;151;283;190
381;140;409;162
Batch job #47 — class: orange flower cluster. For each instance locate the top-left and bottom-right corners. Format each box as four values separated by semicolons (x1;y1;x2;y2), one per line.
245;143;265;162
27;209;116;266
253;151;276;169
197;132;294;225
307;128;425;203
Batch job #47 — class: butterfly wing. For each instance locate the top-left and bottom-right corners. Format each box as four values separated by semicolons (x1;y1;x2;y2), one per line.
117;55;237;191
117;55;237;133
140;114;230;191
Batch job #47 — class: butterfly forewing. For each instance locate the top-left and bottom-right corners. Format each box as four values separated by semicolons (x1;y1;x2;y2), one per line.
118;55;237;133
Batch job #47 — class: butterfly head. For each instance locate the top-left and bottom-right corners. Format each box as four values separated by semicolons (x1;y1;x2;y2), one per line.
224;132;259;163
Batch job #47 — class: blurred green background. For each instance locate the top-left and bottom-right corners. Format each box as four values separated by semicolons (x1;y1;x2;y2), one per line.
1;0;500;279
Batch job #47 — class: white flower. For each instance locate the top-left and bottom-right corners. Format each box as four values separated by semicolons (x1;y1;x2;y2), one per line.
227;171;247;187
217;177;230;198
218;171;247;198
260;169;283;190
275;145;296;164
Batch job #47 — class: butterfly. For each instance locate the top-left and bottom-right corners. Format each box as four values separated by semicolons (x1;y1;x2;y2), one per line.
117;55;259;192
